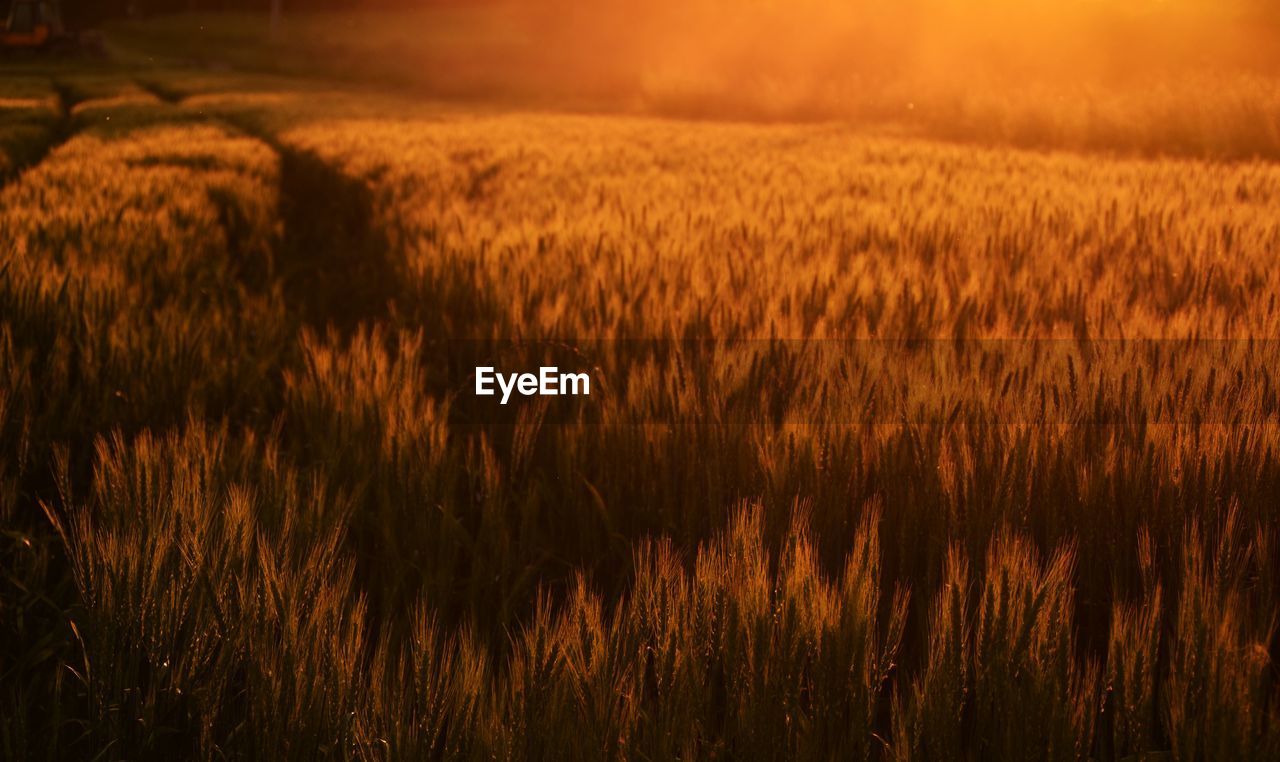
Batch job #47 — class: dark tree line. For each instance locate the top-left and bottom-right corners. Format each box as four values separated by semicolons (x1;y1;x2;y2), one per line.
56;0;1280;28
58;0;466;29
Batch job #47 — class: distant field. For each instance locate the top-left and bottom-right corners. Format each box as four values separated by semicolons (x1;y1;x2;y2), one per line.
3;51;1280;762
107;9;1280;160
108;10;568;101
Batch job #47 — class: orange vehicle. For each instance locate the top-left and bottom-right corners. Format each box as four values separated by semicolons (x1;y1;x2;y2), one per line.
2;1;67;52
2;2;104;56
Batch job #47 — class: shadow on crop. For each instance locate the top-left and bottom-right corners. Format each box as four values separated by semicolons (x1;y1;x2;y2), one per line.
276;147;403;331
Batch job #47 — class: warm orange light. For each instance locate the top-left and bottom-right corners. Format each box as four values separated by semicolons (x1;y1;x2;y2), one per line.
361;0;1279;125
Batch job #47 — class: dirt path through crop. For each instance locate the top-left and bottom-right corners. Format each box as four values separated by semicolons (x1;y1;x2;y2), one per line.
0;78;74;188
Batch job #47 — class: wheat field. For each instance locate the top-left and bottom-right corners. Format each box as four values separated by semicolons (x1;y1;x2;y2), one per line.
2;48;1280;761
